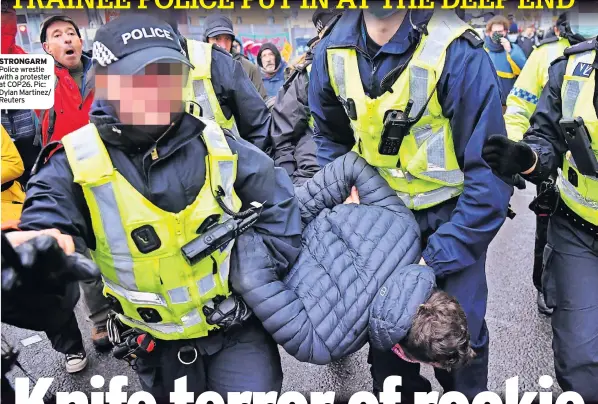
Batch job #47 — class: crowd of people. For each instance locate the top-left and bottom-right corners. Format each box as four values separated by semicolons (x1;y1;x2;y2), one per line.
1;3;598;404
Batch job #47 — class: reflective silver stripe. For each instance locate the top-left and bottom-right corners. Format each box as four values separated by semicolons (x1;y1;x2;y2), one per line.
505;105;530;118
412;125;433;147
331;53;346;100
203;121;230;151
397;186;462;208
562;79;581;119
91;183;137;290
219;248;232;284
409;65;429;118
181;309;203;327
557;170;598;210
70;129;99;161
426;129;445;168
104;278;166;307
122;315;184;335
168;287;191;304
418;11;464;66
198;274;216;295
218;160;235;210
421;170;464;185
193;80;215;120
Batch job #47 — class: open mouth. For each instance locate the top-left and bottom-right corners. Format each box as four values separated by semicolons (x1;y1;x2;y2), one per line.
66;50;75;56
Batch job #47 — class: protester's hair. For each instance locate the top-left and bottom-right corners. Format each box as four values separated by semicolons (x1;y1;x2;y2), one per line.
402;289;475;370
486;16;510;33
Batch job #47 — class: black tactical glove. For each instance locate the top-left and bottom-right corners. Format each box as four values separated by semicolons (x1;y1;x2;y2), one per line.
203;295;252;332
482;135;537;177
1;234;99;295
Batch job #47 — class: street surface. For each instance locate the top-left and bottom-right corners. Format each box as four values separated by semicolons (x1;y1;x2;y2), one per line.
2;185;561;400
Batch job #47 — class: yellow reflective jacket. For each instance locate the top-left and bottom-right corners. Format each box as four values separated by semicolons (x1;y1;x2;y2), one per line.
557;47;598;226
62;118;242;340
1;125;25;223
505;37;570;141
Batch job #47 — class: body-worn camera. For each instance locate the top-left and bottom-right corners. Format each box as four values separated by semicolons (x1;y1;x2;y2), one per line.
181;204;262;266
378;100;414;156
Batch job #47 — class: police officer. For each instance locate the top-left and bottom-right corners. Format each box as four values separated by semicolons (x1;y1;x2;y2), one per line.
19;15;302;400
504;12;585;316
127;8;271;152
309;8;513;400
483;8;598;399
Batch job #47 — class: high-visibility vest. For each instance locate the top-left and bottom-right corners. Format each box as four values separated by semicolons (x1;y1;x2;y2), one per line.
62;118;242;340
505;37;570;141
557;47;598;226
184;40;241;139
327;11;470;210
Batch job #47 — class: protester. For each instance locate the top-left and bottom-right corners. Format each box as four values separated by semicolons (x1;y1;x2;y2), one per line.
484;15;527;106
233;152;475;369
504;12;583;316
1;126;25;224
309;8;513;400
38;15;94;146
1;6;41;185
508;14;519;34
516;25;540;58
203;13;268;100
258;43;287;98
482;8;598;396
19;14;302;400
269;9;341;185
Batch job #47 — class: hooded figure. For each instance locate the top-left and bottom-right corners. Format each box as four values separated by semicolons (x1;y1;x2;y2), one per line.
257;43;287;98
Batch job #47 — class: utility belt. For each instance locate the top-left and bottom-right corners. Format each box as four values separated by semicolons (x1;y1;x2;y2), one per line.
106;199;262;366
529;180;598;238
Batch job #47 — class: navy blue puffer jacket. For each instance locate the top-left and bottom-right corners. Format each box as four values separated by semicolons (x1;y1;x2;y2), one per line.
231;152;436;364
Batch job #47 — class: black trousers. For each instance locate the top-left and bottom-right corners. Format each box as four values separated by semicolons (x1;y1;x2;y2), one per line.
533;184;550;291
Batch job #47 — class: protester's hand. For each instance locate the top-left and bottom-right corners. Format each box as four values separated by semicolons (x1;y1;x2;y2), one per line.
500;37;512;52
344;186;360;205
482;135;537;176
5;229;75;255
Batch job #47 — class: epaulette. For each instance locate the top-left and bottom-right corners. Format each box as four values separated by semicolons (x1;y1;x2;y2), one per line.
460;29;484;48
537;36;559;48
564;38;597;56
30;141;63;177
550;54;568;67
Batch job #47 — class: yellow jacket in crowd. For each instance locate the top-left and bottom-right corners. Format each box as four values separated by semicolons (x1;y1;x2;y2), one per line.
505;37;571;141
1;125;26;223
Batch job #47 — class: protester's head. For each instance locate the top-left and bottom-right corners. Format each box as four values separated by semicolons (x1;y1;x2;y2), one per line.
233;38;243;54
92;14;193;128
257;43;281;73
486;15;510;43
524;25;536;37
393;289;475;370
40;15;83;69
204;14;235;53
312;9;342;38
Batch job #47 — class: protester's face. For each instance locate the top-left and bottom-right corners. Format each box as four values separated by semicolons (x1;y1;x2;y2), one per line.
391;344;442;368
232;41;241;54
208;34;233;53
525;27;535;37
261;49;277;72
488;23;507;42
43;21;83;69
95;62;187;126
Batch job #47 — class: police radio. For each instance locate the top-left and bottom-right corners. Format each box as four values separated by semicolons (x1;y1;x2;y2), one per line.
378;100;414;156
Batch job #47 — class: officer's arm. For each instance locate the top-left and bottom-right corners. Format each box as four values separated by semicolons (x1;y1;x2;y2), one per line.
421;39;513;277
18;150;94;254
308;41;354;166
505;49;544;141
222;52;272;152
520;59;568;183
227;136;302;272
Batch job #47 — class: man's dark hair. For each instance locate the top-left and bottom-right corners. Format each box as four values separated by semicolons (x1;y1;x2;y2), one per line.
402;289;475;370
39;15;81;43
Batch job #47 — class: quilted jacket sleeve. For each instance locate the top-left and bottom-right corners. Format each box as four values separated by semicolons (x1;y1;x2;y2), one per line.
231;153;431;364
